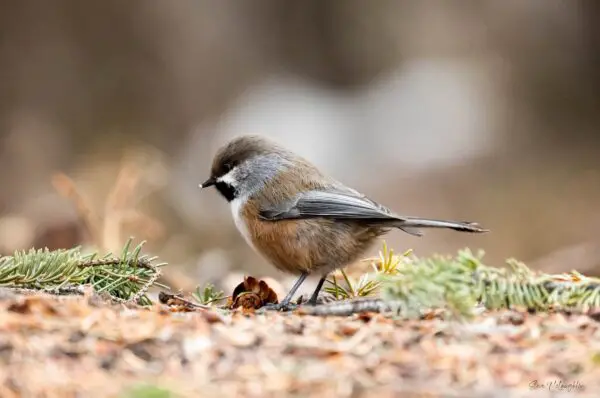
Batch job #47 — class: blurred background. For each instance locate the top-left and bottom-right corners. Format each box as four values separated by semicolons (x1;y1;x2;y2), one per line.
1;1;599;293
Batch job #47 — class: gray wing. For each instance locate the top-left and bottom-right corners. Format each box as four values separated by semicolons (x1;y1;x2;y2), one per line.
258;190;398;222
258;189;485;237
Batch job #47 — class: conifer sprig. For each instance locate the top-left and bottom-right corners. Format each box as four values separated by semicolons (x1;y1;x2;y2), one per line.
379;248;600;317
302;245;600;317
0;239;166;305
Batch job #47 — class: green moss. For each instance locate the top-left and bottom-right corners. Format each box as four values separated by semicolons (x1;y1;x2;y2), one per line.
121;384;175;398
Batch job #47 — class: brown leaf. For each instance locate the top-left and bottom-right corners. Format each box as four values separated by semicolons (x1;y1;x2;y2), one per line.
6;296;59;316
357;312;377;322
588;310;600;322
201;311;224;324
337;324;359;337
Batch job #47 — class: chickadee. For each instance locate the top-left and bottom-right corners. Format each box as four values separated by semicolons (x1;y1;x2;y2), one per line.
200;135;488;311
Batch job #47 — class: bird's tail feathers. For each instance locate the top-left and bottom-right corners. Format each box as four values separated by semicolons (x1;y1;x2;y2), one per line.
394;217;489;236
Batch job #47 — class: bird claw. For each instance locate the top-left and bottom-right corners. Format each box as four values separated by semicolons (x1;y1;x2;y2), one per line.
261;302;298;312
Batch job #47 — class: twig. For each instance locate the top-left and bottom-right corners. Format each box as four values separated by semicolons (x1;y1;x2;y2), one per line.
159;292;211;310
297;298;397;316
77;257;158;271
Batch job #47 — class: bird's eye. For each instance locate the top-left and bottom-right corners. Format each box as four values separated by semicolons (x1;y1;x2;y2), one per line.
224;161;238;173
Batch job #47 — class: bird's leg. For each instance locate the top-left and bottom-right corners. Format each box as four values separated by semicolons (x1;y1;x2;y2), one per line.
307;276;327;306
263;272;308;312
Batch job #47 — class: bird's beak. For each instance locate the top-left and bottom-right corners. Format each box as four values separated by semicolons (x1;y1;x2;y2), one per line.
199;177;216;189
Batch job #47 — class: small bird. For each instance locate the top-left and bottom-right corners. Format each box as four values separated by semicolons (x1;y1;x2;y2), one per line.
200;135;488;311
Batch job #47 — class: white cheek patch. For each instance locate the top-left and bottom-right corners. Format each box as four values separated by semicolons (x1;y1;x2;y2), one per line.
217;166;256;251
216;169;238;187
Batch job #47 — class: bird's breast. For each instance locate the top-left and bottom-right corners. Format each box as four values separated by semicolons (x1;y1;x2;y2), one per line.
231;196;309;274
231;195;384;276
230;195;256;251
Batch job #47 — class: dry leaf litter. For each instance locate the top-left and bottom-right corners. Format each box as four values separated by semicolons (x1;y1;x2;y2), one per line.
0;286;598;398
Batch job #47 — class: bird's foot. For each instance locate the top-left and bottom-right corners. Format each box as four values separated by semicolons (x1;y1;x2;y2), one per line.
261;302;298;312
304;293;336;306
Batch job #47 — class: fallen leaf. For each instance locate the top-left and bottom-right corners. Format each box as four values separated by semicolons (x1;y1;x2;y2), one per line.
6;297;59;316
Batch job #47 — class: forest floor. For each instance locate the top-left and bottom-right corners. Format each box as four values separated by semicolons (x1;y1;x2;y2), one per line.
0;290;598;398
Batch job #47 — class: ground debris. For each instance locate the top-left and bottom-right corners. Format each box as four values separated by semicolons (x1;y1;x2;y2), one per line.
0;293;598;397
228;276;279;310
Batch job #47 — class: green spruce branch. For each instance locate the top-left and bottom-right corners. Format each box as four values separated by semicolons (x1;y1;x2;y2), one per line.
379;248;600;318
0;239;167;305
302;245;600;318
